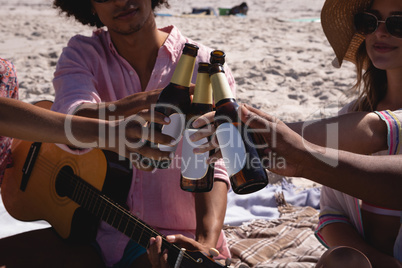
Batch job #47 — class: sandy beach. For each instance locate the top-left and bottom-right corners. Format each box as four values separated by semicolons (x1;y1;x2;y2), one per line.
0;0;359;187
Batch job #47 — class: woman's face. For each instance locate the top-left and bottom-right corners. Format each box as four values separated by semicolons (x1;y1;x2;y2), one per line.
365;0;402;71
91;0;154;36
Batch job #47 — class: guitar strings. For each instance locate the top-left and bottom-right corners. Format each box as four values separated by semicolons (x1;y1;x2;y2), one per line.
28;151;199;264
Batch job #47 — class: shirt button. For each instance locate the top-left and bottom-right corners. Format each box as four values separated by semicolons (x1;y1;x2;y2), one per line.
135;178;140;183
129;71;134;76
136;212;141;216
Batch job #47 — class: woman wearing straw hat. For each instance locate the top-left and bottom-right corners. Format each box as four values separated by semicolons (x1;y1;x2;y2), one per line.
239;0;402;266
315;0;402;266
192;0;402;266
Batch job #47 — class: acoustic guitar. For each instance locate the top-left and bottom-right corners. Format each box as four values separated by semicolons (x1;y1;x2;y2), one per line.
1;101;227;268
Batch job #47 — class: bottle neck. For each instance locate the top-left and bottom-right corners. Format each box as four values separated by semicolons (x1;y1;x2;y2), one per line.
215;97;237;108
193;72;212;105
170;54;196;87
211;72;234;104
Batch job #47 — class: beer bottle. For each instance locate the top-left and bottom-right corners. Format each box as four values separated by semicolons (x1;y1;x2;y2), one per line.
147;43;199;169
210;63;268;194
210;50;226;65
180;62;214;192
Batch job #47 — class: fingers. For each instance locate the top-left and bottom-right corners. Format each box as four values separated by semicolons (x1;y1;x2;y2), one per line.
189;123;216;143
166;235;202;252
166;235;220;259
192;111;216;128
124;110;175;145
147;236;169;268
239;104;275;130
206;150;222;165
193;136;219;155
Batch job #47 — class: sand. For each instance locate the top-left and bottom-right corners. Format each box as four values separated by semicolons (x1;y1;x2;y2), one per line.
0;0;359;188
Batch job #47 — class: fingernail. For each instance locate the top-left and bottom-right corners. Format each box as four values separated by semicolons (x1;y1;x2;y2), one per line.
166;235;175;242
169;152;175;159
164;117;170;123
189;133;196;142
192;120;200;128
150;239;154;245
193;148;200;154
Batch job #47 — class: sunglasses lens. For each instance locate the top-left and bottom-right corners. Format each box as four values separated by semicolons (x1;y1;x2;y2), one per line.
94;0;109;3
354;13;378;35
386;16;402;38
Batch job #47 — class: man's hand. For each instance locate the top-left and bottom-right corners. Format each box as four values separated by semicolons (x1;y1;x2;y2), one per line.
147;235;220;268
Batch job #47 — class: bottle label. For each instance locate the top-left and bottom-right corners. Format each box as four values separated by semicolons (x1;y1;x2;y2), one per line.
211;72;233;103
215;123;246;177
181;129;209;180
158;113;185;152
170;55;196;87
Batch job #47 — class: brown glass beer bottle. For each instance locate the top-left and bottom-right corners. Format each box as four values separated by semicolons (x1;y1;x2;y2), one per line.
147;43;199;169
180;62;214;192
210;63;268;194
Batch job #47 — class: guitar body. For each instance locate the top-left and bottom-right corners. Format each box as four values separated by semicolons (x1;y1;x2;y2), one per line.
0;101;226;267
2;140;132;242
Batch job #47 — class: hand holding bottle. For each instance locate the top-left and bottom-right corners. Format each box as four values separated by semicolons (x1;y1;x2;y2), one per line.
105;109;175;172
237;104;310;177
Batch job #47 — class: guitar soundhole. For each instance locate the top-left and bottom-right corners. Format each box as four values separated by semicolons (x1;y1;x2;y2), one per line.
55;166;75;198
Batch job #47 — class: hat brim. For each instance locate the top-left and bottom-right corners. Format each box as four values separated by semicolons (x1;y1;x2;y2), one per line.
321;0;372;67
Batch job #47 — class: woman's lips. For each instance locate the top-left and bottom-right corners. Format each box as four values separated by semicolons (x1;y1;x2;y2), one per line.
373;43;398;53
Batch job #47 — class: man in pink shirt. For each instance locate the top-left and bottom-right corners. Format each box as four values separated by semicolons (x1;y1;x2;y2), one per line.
0;0;235;267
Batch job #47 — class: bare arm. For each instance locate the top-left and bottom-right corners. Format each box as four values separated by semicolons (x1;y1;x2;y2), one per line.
73;89;163;118
240;104;402;209
0;98;99;145
73;85;196;119
319;223;402;268
287;112;387;154
194;180;228;250
0;98;173;161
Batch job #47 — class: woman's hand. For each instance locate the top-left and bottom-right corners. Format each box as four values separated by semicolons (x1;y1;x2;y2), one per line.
238;104;311;177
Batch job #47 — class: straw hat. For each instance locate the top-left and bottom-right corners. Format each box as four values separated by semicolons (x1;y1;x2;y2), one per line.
321;0;373;67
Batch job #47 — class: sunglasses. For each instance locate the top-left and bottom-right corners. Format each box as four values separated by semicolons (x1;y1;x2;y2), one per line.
354;12;402;38
93;0;110;3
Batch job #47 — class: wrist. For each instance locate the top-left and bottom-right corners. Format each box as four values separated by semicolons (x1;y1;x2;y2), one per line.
297;140;336;179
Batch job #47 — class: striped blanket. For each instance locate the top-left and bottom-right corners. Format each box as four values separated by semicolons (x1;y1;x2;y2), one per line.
223;204;326;268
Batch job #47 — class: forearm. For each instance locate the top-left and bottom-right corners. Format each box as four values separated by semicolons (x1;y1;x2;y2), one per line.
194;181;228;248
74;90;161;119
320;223;401;267
0;98;104;147
300;142;402;209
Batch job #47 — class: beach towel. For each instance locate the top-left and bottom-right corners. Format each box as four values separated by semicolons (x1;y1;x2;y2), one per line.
224;206;326;267
224;179;321;226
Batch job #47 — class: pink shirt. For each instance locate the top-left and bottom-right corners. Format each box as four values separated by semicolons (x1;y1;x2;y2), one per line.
53;25;236;266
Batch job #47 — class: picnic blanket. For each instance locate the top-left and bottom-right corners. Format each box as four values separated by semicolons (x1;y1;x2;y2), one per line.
223;205;326;268
224;178;321;226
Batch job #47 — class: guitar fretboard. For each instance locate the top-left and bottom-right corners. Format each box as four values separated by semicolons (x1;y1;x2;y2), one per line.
67;173;174;252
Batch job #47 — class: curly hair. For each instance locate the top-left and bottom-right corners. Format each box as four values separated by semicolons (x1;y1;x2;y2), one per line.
53;0;170;28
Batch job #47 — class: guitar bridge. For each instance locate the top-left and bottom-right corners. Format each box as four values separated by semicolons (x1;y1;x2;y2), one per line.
20;142;42;191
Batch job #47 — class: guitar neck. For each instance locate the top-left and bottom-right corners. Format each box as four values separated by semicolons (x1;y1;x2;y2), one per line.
68;174;174;251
